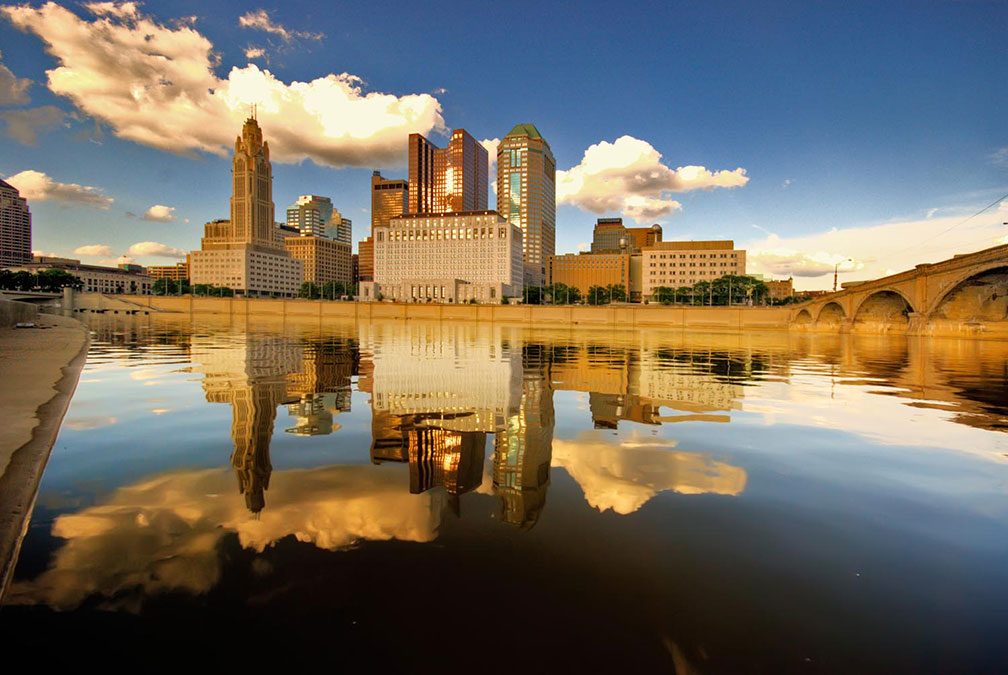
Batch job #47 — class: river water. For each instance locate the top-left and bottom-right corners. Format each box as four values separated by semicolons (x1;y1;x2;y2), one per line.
3;314;1008;672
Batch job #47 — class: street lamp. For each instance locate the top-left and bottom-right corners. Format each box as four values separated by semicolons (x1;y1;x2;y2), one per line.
833;258;852;293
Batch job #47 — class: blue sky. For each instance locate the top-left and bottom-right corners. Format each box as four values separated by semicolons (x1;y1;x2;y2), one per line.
1;0;1006;288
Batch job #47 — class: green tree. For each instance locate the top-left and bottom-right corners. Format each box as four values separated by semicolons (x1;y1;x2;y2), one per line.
298;281;321;299
606;283;627;303
321;280;346;300
11;270;35;291
36;269;81;291
523;285;543;304
587;285;608;305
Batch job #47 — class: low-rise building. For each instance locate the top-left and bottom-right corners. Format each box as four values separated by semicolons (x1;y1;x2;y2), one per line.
147;261;190;281
590;218;662;253
767;277;794;301
641;240;746;299
363;210;523;303
285;235;352;287
548;252;631;297
18;255;154;294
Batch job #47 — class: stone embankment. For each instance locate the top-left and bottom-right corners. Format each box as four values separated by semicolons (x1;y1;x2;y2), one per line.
0;300;89;598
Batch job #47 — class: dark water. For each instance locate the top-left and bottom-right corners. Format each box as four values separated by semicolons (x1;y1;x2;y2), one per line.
3;314;1008;673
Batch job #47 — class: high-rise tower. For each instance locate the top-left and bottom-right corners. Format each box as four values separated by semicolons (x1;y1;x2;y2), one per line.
230;116;275;246
407;129;487;214
0;178;31;266
496;124;555;285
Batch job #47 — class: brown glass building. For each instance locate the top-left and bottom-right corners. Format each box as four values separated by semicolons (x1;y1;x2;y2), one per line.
407;129;488;215
362;171;408;281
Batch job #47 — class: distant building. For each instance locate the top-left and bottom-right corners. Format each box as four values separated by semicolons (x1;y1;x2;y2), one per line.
590;218;662;253
408;129;487;214
641;240;746;298
496;124;556;285
286;195;350;244
0;178;31;267
351;253;359;286
767;277;794;301
147;261;190;281
189;115;302;296
361;171;408;281
285;235;352;287
363;210;523;303
18;255;154;294
548;252;631;298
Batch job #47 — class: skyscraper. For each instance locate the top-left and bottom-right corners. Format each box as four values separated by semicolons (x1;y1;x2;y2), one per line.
362;171;408;281
407;129;488;214
496;124;556;285
0;178;31;266
190;115;302;296
286;195;333;239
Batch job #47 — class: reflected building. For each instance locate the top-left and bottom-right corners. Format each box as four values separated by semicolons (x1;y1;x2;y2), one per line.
283;338;358;436
492;347;555;529
193;335;303;513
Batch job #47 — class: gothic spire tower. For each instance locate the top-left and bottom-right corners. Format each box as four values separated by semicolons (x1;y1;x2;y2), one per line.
230;115;275;247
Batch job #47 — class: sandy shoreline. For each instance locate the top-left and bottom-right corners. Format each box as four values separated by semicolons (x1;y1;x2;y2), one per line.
0;313;89;599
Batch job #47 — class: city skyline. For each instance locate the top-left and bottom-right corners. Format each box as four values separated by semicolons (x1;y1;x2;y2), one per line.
0;1;1006;289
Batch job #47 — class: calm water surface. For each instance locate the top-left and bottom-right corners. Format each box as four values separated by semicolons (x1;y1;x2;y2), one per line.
4;314;1008;672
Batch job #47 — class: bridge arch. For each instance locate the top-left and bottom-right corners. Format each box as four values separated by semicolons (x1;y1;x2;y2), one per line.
928;264;1008;321
852;289;915;332
815;301;846;327
794;308;813;325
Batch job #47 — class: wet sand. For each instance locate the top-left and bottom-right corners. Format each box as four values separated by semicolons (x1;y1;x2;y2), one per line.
0;313;88;597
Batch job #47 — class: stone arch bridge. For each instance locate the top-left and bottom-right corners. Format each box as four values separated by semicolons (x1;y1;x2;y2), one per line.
790;243;1008;337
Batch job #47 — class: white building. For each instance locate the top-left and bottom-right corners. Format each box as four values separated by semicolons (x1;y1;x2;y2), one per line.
641;240;746;298
362;210;523;303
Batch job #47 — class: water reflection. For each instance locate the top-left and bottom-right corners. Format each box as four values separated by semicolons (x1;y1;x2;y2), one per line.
9;315;1008;623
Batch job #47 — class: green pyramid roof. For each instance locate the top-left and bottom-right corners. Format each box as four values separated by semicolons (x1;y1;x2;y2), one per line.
505;123;543;139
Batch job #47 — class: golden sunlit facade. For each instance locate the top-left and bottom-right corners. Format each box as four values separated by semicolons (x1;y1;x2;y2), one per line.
407;129;487;215
285;235;352;286
641;240;746;297
547;252;631;296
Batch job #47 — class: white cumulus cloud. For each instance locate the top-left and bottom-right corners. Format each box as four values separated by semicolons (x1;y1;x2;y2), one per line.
142;204;175;222
244;46;266;60
238;9;324;41
556;135;748;223
3;3;444;168
73;244;114;257
127;241;186;258
5;169;114;208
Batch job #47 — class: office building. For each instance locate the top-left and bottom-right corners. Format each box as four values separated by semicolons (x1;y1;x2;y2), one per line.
0;178;31;266
408;129;487;214
496;124;556;285
285;234;352;287
189;115;302;296
286;195;350;244
590;218;662;253
17;255;154;294
147;261;190;281
362;210;523;303
767;278;794;301
548;252;631;297
641;240;746;298
361;171;408;281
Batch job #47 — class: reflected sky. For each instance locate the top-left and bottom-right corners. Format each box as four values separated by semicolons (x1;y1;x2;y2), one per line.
6;315;1008;672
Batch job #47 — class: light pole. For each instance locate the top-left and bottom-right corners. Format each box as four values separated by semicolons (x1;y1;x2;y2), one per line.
833;258;852;293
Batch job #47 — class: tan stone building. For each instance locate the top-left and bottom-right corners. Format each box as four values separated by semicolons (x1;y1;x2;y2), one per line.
363;210;523;303
590;218;662;253
496;124;556;285
189;115;302;296
19;255;154;294
641;240;746;298
548;252;631;298
147;261;189;281
767;278;794;301
285;235;352;287
361;171;408;282
0;178;31;266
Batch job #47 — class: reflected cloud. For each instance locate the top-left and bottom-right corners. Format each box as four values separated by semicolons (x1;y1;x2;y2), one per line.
553;434;747;515
8;464;442;610
64;415;117;430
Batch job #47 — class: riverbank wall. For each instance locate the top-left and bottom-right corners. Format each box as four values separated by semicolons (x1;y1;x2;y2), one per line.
70;293;794;332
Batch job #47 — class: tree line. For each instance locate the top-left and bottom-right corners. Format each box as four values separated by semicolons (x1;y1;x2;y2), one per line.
519;275;773;305
0;269;82;292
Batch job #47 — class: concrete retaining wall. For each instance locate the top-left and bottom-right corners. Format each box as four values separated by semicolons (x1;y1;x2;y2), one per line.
0;299;39;327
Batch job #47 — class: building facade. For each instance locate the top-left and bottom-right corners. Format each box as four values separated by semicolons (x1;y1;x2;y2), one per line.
285;235;352;287
641;240;746;298
0;178;31;267
364;210;523;303
189;116;302;297
361;171;409;281
21;256;154;294
285;195;350;245
548;252;631;297
147;261;190;281
496;124;556;285
767;278;794;301
408;130;488;215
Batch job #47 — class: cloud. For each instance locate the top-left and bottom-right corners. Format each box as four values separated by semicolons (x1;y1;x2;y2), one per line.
480;137;499;172
0;105;67;144
744;205;1008;290
0;49;31;105
3;3;444;168
73;244;114;257
142;204;175;222
577;242;589;252
6;465;442;610
81;1;139;19
926;207;939;219
244;46;265;60
238;9;324;41
556;136;748;223
781;178;792;189
127;241;186;258
5;170;114;208
552;435;746;515
990;147;1008;167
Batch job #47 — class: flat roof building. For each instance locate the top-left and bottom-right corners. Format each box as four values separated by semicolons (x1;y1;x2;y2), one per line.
590;218;662;254
285;235;352;287
0;178;31;267
408;129;487;215
548;252;631;298
641;240;746;299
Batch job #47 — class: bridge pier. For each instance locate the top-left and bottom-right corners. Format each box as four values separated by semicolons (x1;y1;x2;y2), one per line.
62;287;75;311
